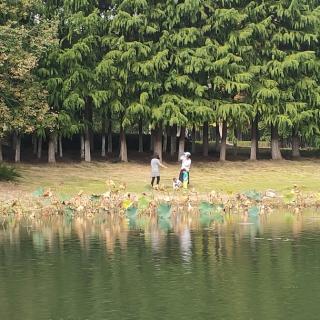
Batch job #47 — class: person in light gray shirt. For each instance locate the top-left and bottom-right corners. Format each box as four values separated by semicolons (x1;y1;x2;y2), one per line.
150;153;167;187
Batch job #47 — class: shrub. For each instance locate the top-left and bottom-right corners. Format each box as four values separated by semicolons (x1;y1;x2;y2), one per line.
0;164;21;181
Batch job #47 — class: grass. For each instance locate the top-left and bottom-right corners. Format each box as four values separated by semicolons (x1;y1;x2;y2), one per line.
1;158;320;198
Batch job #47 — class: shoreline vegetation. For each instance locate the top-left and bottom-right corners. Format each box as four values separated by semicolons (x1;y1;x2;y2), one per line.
1;159;320;219
1;177;319;219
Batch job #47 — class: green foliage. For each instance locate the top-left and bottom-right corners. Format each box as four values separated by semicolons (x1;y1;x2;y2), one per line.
0;164;21;181
199;200;224;225
252;0;320;138
157;203;171;218
32;187;45;197
0;0;59;141
199;201;214;215
283;192;296;205
1;0;320;162
126;206;138;217
138;196;151;211
248;206;260;217
244;190;262;201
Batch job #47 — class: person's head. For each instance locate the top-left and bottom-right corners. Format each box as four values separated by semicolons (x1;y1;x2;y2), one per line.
153;153;160;160
184;152;191;159
173;177;177;182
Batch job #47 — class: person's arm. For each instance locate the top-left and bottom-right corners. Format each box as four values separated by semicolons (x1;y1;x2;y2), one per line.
159;160;167;168
158;160;167;168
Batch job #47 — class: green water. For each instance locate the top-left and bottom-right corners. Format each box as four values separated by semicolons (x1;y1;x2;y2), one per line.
1;212;320;320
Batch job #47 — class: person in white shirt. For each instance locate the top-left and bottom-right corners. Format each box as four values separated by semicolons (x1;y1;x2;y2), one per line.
179;152;191;184
150;153;167;187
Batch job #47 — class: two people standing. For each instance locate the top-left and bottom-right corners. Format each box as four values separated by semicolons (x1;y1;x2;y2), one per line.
150;152;191;189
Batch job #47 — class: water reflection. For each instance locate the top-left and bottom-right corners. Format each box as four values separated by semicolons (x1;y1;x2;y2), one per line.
0;211;318;257
1;211;320;320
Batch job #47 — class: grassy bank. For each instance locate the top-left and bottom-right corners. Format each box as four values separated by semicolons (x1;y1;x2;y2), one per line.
1;158;320;199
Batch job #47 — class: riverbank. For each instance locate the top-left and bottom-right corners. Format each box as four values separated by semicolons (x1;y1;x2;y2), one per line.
1;159;320;199
0;178;319;219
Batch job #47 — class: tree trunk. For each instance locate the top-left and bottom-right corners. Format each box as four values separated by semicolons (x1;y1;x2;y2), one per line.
170;124;177;156
119;123;128;162
150;129;154;152
292;127;300;158
219;121;227;161
88;102;94;154
107;118;112;153
101;134;106;157
138;118;143;153
12;133;17;152
233;129;238;157
90;132;94;153
0;141;3;162
236;128;242;141
48;133;56;163
84;98;93;160
191;125;196;154
84;128;91;162
37;136;42;160
250;115;259;160
215;122;220;152
271;124;282;160
15;133;21;163
101;115;106;157
154;125;163;161
162;127;167;153
32;134;37;155
203;121;209;157
178;126;186;160
59;135;63;158
80;135;85;160
54;135;58;154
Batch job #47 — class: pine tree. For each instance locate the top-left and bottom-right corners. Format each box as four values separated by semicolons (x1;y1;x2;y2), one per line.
253;0;320;159
39;47;80;163
98;0;168;161
58;0;104;162
157;0;213;160
203;0;254;161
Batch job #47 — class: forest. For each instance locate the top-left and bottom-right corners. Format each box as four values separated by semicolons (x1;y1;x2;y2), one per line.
1;0;320;163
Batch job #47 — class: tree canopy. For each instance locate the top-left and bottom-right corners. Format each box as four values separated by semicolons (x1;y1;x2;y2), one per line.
0;0;319;163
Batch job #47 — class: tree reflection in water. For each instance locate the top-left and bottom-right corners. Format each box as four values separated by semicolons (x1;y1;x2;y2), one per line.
0;210;315;258
1;211;320;320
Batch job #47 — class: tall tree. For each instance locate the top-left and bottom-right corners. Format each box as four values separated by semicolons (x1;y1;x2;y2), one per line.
98;0;167;161
58;0;105;162
254;0;320;159
157;0;213;160
204;0;254;161
0;0;58;162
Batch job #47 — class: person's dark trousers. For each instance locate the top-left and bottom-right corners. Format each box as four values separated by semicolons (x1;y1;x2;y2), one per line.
151;176;160;186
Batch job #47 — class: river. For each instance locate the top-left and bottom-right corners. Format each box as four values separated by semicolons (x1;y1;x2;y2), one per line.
0;211;320;320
